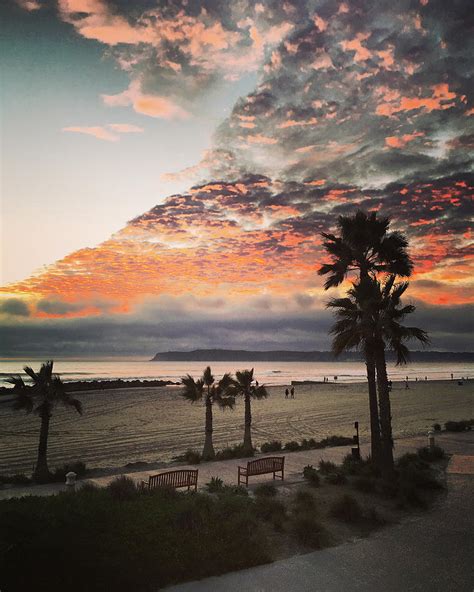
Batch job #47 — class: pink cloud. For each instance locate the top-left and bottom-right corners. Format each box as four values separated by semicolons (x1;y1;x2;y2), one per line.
102;80;190;120
16;0;41;10
62;126;119;142
246;134;278;145
108;123;144;133
340;33;371;62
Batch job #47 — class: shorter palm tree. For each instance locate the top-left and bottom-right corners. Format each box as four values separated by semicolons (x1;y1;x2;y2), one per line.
7;360;82;483
373;276;429;477
181;367;234;460
228;369;268;455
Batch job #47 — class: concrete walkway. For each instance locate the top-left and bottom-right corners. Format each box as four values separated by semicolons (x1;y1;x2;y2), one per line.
161;432;474;592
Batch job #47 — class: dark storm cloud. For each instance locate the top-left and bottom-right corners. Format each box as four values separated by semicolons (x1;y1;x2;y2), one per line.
1;297;471;355
0;298;30;317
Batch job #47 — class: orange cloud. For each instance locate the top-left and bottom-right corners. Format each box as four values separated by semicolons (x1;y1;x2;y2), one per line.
376;84;457;116
385;132;424;148
340;33;371;62
102;80;189;120
62;126;119;142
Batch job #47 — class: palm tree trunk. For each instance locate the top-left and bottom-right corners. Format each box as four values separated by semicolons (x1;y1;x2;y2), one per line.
365;344;382;468
243;393;253;455
34;410;51;482
202;395;215;460
375;341;395;480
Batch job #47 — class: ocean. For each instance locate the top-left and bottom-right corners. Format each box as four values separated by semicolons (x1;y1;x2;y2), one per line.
0;357;472;387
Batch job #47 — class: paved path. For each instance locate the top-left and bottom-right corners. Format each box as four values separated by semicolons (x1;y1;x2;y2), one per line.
164;432;474;592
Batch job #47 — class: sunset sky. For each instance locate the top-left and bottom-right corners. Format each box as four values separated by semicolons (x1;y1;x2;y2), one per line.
1;0;473;355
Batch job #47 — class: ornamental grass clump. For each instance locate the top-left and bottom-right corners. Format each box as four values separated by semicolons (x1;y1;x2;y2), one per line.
330;494;362;523
303;465;320;487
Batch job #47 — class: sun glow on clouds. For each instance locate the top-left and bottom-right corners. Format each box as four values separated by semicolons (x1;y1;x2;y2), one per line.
3;0;474;351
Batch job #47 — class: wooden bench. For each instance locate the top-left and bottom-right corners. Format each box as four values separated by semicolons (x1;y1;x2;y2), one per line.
141;469;198;492
238;456;285;486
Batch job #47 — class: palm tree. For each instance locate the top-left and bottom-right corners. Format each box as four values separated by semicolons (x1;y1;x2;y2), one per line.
318;211;413;289
7;360;82;483
326;285;382;466
373;276;429;477
181;367;234;460
319;211;412;465
228;369;268;455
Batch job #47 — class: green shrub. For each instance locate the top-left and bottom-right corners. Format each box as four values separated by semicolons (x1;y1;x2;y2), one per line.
293;489;317;511
220;485;249;497
216;444;252;460
353;476;376;493
260;440;282;453
205;477;224;493
0;482;268;591
107;476;139;501
284;441;301;452
254;497;286;528
307;438;321;449
433;423;442;432
397;482;426;508
341;454;377;477
11;473;32;485
318;459;337;474
378;479;398;498
176;449;202;464
325;472;347;485
444;420;472;432
52;462;87;482
291;513;326;548
254;483;277;497
320;435;353;447
302;465;320;487
330;494;362;523
417;446;445;462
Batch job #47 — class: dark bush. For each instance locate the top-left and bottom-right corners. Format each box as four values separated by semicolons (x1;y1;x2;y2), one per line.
291;513;326;548
320;435;353;447
107;476;139;501
378;479;398;498
176;449;202;464
318;459;337;474
0;482;268;591
444;420;472;432
353;477;376;493
397;482;426;508
307;438;321;449
254;483;277;497
284;441;301;452
216;444;253;460
293;489;317;511
220;485;249;497
254;497;286;528
330;494;362;523
302;465;320;487
205;477;224;493
417;446;445;462
325;472;347;485
433;423;442;432
11;473;32;485
260;440;282;453
52;462;87;482
341;454;378;477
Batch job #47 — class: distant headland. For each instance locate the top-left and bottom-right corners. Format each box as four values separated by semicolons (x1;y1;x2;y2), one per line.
151;349;474;362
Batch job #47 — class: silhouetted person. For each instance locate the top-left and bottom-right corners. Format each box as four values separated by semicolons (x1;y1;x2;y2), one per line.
451;373;453;380
285;388;289;399
405;380;409;390
290;387;295;399
334;376;338;381
425;376;427;381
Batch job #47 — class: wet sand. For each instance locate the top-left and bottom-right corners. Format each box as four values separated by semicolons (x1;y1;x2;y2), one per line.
0;379;472;474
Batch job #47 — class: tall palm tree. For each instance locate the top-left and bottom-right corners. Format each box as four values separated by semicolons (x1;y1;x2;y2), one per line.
7;360;82;483
373;276;429;476
319;211;412;465
181;367;234;460
228;369;268;455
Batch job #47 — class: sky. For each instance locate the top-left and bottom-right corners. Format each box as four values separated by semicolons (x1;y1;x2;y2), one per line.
0;0;473;355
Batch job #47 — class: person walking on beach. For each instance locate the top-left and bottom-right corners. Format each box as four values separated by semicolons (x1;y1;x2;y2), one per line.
285;388;289;399
290;387;295;399
405;380;410;390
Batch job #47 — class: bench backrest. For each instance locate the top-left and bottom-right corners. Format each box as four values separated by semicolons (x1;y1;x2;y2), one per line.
247;456;284;475
148;469;198;489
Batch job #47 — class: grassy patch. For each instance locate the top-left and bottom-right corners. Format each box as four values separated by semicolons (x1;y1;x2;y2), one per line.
330;494;362;523
302;465;320;487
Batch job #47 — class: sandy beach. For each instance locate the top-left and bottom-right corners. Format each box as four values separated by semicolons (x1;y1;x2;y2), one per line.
1;379;472;474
